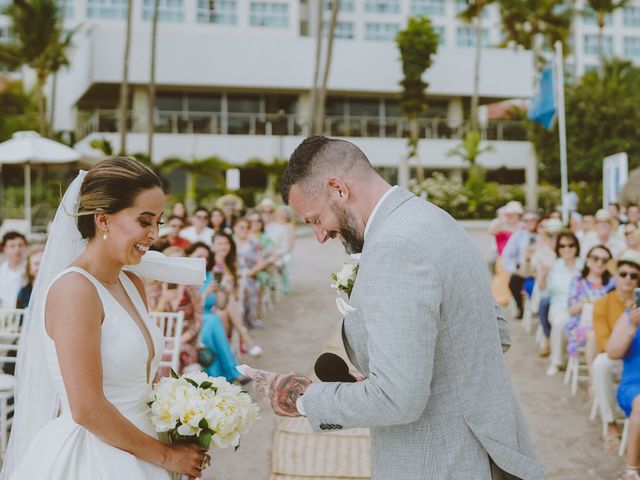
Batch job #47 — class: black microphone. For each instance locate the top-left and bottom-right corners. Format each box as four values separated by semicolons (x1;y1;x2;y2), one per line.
314;352;357;383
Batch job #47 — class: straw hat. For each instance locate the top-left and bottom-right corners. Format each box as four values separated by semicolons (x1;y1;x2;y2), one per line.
215;193;244;211
608;249;640;274
544;218;565;234
595;209;613;224
499;201;524;216
257;197;276;212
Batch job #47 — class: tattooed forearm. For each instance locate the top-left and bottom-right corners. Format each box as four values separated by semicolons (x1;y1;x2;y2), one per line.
270;374;312;417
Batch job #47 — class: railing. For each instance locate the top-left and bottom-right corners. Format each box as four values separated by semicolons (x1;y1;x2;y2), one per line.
76;109;527;142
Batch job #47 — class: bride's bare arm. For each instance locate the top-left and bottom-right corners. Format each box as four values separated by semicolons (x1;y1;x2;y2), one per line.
46;273;205;479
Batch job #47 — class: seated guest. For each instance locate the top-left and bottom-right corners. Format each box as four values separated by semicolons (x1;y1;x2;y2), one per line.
212;232;262;356
538;231;583;376
179;206;214;247
566;245;614;368
502;211;539;319
489;201;522;307
582;209;626;259
521;218;562;355
593;250;640;451
234;217;267;328
187;242;243;383
210;207;232;236
624;222;640;254
154;215;190;251
606;283;640;480
171;201;188;222
154;247;203;374
16;245;45;309
0;231;27;308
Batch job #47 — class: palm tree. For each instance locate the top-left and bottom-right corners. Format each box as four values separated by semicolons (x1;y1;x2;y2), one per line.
147;0;160;164
458;0;494;130
585;0;628;77
498;0;572;71
395;16;440;184
0;0;74;136
308;0;340;135
160;156;231;210
118;0;134;155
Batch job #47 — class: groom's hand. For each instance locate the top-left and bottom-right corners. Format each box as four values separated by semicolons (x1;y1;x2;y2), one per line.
238;365;312;417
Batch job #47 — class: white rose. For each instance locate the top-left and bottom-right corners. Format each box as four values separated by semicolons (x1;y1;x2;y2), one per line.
336;263;357;286
183;370;209;385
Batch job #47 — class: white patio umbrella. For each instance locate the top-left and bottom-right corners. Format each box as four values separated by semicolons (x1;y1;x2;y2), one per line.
0;131;81;234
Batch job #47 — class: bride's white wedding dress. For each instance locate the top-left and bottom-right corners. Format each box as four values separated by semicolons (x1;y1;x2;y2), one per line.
10;266;170;479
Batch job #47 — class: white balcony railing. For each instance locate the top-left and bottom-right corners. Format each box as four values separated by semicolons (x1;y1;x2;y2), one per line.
76;109;528;142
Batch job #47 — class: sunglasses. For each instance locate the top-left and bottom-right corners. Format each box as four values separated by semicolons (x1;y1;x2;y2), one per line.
589;255;610;264
619;271;640;280
558;243;577;249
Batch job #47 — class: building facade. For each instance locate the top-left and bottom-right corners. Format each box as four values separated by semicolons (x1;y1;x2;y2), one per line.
3;0;637;184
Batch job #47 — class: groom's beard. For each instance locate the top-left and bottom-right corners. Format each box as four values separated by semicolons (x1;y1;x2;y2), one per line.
332;203;364;255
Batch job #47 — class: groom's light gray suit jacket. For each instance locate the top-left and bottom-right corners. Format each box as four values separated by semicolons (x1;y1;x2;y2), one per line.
302;187;543;480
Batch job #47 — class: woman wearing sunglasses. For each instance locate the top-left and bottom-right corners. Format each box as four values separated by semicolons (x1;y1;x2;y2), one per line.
565;245;615;369
605;251;640;477
537;231;583;376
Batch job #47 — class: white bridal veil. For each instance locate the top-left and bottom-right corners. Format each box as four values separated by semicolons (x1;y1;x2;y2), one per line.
0;170;205;478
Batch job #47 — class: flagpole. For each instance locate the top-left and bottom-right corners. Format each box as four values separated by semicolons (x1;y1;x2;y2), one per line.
554;41;569;225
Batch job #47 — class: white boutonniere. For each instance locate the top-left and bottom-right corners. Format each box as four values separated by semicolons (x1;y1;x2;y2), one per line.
332;262;358;315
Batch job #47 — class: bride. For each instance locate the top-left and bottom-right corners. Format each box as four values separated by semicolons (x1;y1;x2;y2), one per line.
1;157;208;479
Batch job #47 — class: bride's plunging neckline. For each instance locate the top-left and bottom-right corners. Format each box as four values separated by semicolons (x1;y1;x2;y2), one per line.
100;275;156;384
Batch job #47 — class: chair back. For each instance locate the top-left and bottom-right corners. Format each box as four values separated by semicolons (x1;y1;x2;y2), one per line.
150;311;184;373
0;308;27;364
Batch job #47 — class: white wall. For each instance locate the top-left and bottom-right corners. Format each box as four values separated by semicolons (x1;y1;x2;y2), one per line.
75;132;534;170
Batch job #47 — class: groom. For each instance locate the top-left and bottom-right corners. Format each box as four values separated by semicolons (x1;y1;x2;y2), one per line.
242;136;543;480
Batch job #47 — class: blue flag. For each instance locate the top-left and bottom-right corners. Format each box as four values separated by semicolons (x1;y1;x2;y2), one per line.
528;64;556;129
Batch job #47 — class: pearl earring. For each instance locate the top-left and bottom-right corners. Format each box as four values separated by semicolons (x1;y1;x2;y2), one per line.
102;232;108;240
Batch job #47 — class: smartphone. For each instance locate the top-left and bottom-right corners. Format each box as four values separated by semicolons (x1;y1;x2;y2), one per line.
635;288;640;307
213;271;224;285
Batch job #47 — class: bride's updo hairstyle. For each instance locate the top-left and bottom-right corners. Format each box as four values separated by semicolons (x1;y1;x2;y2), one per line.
77;157;163;239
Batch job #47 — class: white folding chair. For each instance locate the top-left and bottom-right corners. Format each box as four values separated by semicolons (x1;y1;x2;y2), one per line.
150;311;184;373
563;306;595;396
0;308;27;454
620;418;630;457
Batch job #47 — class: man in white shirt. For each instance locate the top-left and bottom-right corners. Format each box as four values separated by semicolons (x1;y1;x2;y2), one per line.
581;209;626;259
0;231;27;308
178;206;215;246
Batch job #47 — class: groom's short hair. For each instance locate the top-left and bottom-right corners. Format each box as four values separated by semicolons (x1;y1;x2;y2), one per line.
281;136;374;204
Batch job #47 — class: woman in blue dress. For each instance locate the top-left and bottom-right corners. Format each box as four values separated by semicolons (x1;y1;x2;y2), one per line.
606;252;640;480
186;242;240;382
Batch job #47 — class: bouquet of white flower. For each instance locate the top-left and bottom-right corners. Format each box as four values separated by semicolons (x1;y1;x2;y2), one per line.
148;370;260;451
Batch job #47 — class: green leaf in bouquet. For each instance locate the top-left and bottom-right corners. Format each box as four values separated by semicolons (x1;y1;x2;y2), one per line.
199;418;209;430
170;369;179;379
331;273;337;282
146;401;154;408
184;378;199;388
198;430;213;449
234;444;240;452
200;381;213;389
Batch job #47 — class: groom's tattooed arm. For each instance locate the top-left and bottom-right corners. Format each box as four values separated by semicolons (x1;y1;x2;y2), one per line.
244;367;312;417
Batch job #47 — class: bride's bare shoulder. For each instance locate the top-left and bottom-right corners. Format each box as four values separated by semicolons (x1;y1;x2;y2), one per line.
46;271;102;318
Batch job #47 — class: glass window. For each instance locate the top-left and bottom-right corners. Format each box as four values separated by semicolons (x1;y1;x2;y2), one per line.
434;25;445;45
624;36;640;57
143;0;184;23
0;26;11;44
582;7;613;26
624;7;640;27
365;22;400;41
456;26;489;47
227;94;260;113
365;0;400;14
187;93;222;112
87;0;128;20
250;2;289;28
323;20;355;39
156;93;184;112
324;0;355;12
583;33;613;56
410;0;444;16
455;0;489;18
56;0;73;18
197;0;237;24
349;99;380;117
